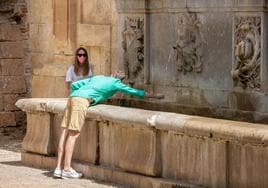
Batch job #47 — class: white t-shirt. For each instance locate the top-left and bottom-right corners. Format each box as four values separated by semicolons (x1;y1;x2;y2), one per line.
65;64;93;82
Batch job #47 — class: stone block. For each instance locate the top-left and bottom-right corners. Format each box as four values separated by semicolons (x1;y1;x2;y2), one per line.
161;131;227;187
175;88;229;108
115;0;146;12
32;75;67;97
51;114;98;163
148;0;163;9
187;0;234;8
0;96;3;111
0;112;16;127
22;112;53;155
14;111;26;126
89;46;111;75
28;0;53;24
21;152;56;169
99;122;161;176
33;61;69;77
0;42;24;58
81;0;113;24
53;0;68;41
31;53;53;74
228;143;268;188
74;120;98;163
3;94;22;111
52;54;74;69
236;0;267;6
21;152;202;188
0;25;21;41
77;24;111;48
163;0;187;8
1;77;26;94
29;23;53;52
0;59;24;76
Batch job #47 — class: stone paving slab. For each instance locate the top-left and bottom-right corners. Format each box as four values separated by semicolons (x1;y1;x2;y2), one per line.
0;129;121;188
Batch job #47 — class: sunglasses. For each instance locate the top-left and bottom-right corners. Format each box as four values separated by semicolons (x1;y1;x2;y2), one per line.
77;54;87;57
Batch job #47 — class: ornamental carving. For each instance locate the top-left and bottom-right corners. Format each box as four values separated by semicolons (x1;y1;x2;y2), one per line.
168;13;205;74
122;17;144;85
231;16;261;89
0;1;25;24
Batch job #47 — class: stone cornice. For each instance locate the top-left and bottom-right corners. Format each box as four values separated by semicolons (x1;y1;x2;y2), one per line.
115;0;268;13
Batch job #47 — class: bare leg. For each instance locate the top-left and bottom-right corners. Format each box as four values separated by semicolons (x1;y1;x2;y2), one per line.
63;130;80;171
56;128;69;169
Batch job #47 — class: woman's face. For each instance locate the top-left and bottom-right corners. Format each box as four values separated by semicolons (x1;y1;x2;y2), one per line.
76;49;87;64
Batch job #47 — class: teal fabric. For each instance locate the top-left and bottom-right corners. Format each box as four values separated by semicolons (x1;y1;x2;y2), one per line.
70;75;145;105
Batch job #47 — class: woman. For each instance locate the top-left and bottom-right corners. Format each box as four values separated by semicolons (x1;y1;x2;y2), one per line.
65;47;93;91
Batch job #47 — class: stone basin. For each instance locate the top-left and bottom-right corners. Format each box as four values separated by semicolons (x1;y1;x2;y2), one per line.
16;98;268;188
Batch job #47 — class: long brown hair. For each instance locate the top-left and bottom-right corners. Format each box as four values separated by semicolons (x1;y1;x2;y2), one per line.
74;47;90;76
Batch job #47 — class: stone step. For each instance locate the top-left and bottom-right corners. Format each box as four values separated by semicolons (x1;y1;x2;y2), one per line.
22;152;203;188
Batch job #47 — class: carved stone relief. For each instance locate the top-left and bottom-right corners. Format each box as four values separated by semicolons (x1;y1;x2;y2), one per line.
0;0;25;24
231;16;261;90
168;13;205;74
122;17;144;85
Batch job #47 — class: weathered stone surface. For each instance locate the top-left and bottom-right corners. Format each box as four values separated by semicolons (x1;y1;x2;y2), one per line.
21;152;56;169
0;112;16;127
21;152;202;188
161;132;227;188
33;61;69;77
29;23;53;52
22;112;52;155
0;96;3;111
236;0;268;6
77;24;111;48
32;76;68;97
163;0;187;8
53;0;68;42
81;0;113;24
187;0;234;8
51;114;98;163
31;53;53;73
3;94;22;111
73;120;98;163
99;122;161;176
0;0;29;134
1;77;26;94
28;0;53;24
0;25;21;41
228;143;268;188
14;111;26;126
0;42;24;58
115;0;146;11
89;46;111;75
0;59;24;76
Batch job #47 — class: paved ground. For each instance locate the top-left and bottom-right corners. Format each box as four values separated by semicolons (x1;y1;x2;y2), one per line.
0;127;120;188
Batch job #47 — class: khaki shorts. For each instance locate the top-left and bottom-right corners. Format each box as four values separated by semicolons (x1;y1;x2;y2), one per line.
61;97;90;132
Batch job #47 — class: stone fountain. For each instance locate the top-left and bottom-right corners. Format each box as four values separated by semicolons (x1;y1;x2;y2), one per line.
16;1;268;187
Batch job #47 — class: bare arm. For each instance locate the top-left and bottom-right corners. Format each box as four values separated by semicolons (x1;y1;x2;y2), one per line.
66;81;71;91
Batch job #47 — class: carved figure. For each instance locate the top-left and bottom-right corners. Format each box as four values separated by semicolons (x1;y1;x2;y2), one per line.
231;16;261;89
169;13;205;74
122;17;144;85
